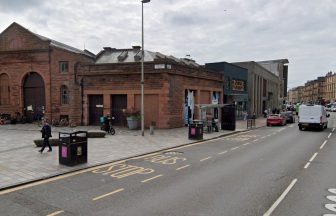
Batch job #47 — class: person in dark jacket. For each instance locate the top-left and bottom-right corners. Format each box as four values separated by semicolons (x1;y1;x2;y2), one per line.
39;119;52;153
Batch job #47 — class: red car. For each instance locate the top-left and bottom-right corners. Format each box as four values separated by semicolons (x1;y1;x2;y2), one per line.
267;114;287;126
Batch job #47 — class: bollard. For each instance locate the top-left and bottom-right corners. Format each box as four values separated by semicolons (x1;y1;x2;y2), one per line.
150;121;156;135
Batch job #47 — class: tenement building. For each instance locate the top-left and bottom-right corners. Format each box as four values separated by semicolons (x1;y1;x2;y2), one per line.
0;22;223;128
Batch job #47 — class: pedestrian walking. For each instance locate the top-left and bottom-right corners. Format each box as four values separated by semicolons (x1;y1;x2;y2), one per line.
39;119;52;153
243;111;248;121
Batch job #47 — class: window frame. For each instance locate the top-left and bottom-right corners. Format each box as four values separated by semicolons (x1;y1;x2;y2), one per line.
59;61;69;73
60;85;69;105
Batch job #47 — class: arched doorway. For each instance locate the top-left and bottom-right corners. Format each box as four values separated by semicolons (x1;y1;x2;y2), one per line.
23;72;45;122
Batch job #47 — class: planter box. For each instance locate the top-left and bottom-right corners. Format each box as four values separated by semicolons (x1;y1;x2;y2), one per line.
127;117;140;130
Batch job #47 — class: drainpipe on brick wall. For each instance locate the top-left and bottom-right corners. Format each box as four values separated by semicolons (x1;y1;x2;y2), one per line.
74;62;84;126
48;46;52;122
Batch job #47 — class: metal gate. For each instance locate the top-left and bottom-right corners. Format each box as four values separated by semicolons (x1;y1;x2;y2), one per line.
111;94;127;126
88;95;103;125
23;72;45;123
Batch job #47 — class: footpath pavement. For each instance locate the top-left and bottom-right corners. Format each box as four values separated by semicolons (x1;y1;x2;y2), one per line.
0;118;266;190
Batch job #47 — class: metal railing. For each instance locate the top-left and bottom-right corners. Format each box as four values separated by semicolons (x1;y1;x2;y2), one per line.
247;119;256;129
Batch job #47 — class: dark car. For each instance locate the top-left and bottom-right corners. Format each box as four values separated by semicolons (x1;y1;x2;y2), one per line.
267;114;287;126
281;111;295;123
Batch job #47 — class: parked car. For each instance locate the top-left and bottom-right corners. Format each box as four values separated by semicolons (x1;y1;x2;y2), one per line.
298;104;329;131
267;114;287;126
281;111;295;123
331;105;336;112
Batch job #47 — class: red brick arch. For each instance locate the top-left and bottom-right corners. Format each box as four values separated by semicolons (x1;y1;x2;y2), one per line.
22;72;46;122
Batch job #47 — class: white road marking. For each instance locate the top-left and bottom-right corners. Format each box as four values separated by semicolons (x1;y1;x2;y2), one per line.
329;189;336;194
267;134;272;137
272;133;277;135
323;214;336;216
325;204;336;212
309;152;318;162
176;165;190;171
93;188;124;201
141;174;163;183
243;142;250;146
261;136;266;139
47;211;65;216
230;147;239;151
326;195;336;202
304;162;310;169
289;125;294;128
328;133;332;139
320;141;328;149
332;128;335;132
253;139;259;142
200;157;212;162
218;151;228;155
263;179;298;216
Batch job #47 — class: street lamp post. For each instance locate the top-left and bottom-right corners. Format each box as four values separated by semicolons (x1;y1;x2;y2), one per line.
141;0;150;136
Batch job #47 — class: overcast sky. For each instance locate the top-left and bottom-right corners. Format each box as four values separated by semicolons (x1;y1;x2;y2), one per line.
0;0;335;88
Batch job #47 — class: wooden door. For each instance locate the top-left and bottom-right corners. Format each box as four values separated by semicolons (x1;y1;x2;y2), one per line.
111;94;127;126
23;72;45;123
89;95;103;125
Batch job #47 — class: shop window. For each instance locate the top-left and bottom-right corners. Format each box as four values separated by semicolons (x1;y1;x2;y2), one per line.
61;85;69;105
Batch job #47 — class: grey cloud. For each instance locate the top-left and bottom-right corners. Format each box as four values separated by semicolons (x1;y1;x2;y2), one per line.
0;0;335;87
0;0;44;12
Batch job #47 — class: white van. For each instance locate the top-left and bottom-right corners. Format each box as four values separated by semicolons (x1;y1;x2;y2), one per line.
298;104;329;130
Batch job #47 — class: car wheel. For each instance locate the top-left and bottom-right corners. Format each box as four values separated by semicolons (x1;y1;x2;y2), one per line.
299;126;302;131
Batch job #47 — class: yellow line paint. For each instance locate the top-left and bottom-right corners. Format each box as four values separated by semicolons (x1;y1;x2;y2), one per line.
141;175;163;183
92;188;124;201
200;157;212;162
0;129;254;195
0;160;126;195
176;165;190;170
218;151;228;155
47;210;64;216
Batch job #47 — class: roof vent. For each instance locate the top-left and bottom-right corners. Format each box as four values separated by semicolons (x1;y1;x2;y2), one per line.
134;50;142;61
132;46;141;50
103;47;115;52
118;50;128;62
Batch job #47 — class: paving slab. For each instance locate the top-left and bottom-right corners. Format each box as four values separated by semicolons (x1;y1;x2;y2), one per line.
0;118;266;190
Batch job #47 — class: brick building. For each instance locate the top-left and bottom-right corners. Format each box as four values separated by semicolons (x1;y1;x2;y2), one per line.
0;23;223;128
78;47;224;128
0;22;95;123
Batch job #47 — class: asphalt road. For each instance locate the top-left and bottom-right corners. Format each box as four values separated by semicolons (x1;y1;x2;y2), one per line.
0;114;335;216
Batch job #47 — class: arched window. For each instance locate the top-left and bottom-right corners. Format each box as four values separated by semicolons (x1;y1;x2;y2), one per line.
0;74;10;105
60;85;69;105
